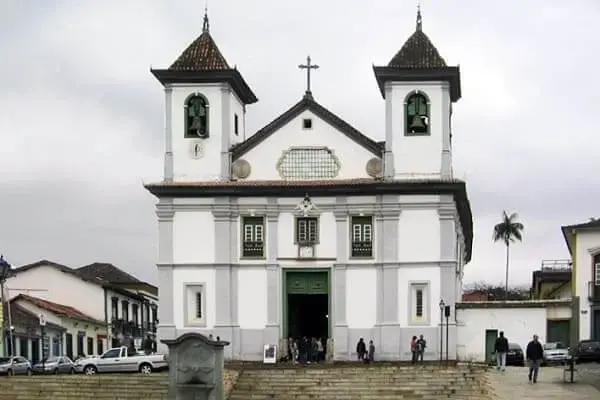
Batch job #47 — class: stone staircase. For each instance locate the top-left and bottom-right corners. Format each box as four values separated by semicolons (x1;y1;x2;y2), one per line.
228;363;495;400
0;374;169;400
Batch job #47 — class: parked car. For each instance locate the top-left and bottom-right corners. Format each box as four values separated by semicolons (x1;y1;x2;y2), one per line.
0;356;32;376
572;340;600;363
73;346;168;375
32;356;75;374
543;342;569;365
506;343;525;366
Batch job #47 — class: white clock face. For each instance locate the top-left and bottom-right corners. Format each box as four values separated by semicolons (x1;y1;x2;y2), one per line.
299;246;314;258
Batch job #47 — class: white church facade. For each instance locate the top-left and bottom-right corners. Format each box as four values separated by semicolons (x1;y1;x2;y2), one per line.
145;11;473;361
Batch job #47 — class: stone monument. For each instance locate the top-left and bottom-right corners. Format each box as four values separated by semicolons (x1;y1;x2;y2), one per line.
161;332;230;400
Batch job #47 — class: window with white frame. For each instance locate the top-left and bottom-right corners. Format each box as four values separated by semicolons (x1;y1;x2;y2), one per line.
242;216;265;258
595;263;600;286
351;216;373;257
410;283;429;325
296;217;319;245
185;284;206;327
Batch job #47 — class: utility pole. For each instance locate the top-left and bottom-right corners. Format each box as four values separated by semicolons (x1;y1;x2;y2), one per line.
39;314;46;371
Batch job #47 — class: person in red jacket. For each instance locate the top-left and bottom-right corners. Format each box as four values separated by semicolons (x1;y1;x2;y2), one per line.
526;334;544;383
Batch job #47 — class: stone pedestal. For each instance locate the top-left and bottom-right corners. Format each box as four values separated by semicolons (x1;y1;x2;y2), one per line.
161;332;230;400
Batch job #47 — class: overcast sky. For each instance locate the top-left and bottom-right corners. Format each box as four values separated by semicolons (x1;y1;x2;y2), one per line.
0;0;598;287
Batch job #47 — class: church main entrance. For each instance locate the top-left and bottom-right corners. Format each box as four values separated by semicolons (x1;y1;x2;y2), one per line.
283;270;330;341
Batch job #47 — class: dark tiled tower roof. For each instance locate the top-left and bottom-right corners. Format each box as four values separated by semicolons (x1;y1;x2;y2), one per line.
372;9;461;102
169;12;230;71
388;11;447;68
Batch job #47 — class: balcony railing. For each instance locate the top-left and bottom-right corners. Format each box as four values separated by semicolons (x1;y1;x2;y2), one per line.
351;241;373;258
242;241;264;258
588;281;600;302
541;259;572;272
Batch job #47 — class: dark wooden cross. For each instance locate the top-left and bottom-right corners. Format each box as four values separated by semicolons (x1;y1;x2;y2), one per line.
298;55;319;97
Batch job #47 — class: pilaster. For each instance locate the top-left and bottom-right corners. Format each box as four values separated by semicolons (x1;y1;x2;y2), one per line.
156;200;175;340
333;264;348;359
334;197;348;263
164;87;174;182
220;85;232;179
383;83;394;179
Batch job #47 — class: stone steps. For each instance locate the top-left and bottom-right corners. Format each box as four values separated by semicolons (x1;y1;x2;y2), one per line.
228;365;494;400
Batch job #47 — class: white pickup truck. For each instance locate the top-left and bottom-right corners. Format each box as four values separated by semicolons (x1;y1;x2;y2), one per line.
74;346;168;375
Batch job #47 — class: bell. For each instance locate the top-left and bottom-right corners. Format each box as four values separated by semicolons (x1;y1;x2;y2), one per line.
409;115;426;131
189;117;202;131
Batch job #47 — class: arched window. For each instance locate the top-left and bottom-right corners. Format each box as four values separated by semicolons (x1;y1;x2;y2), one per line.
405;91;430;136
185;94;209;138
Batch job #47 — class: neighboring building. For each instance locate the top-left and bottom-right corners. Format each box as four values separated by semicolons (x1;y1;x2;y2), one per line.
5;294;106;362
6;260;159;349
145;11;472;360
562;218;600;341
531;259;572;300
461;291;489;302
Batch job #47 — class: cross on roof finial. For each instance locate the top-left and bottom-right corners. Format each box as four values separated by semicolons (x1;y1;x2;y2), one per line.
416;2;422;31
202;3;210;33
298;55;320;98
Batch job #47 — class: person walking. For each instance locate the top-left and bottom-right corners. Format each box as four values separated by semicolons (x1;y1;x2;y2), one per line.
494;331;509;371
526;334;544;384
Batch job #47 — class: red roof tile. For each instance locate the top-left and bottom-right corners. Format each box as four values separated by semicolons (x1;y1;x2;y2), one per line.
14;294;104;326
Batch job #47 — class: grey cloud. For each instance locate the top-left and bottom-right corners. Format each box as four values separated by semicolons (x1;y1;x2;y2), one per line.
1;0;599;286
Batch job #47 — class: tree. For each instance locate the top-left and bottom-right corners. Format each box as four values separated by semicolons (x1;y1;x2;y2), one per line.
463;282;530;301
493;211;524;300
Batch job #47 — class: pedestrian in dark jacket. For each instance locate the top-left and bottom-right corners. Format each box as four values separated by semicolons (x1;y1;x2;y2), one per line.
526;334;544;383
356;338;367;361
494;331;509;371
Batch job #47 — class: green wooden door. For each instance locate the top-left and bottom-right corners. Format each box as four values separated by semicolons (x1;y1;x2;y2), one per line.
547;320;570;345
485;329;498;364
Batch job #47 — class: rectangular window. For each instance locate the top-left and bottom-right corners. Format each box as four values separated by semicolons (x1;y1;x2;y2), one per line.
410;283;429;325
185;284;206;327
111;297;118;320
234;114;239;135
242;216;265;258
302;118;312;129
595;263;600;285
87;337;93;355
121;301;129;321
96;338;104;355
132;304;139;326
296;217;318;245
351;216;373;257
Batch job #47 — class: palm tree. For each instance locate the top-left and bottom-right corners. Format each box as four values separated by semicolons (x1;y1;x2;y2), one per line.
493;211;524;300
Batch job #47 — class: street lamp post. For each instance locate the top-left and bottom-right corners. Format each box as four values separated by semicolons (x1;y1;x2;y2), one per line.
438;299;445;364
0;256;13;357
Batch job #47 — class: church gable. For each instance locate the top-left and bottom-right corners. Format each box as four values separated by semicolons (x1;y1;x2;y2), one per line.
231;96;384;181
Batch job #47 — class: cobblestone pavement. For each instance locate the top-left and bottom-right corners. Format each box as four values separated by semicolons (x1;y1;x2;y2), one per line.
486;365;600;399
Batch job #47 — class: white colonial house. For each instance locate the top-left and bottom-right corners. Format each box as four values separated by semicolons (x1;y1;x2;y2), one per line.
146;11;472;360
7;260;159;355
562;218;600;342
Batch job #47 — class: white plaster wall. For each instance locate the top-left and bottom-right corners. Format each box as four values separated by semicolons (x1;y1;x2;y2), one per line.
170;85;224;181
547;305;572;320
172;267;216;329
346;268;376;328
6;266;105;321
277;211;336;259
397;209;441;262
238;267;267;329
388;82;449;178
398;266;441;326
241;110;377;180
230;91;245;146
173;211;215;263
456;308;547;363
574;230;600;340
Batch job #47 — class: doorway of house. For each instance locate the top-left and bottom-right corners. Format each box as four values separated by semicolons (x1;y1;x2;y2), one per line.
284;270;330;342
484;329;498;365
593;309;600;341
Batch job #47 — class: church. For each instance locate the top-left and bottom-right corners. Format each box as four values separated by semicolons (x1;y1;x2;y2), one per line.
145;9;473;361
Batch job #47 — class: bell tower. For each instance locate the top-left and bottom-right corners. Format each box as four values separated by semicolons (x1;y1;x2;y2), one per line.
373;9;461;180
151;11;258;182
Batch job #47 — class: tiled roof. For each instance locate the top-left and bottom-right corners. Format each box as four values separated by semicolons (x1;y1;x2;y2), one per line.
388;13;447;68
168;14;230;72
76;263;142;285
14;294;105;326
5;304;65;332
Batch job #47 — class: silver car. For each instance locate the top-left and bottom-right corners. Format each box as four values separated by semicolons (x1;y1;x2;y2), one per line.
543;342;569;365
0;356;32;375
32;356;75;374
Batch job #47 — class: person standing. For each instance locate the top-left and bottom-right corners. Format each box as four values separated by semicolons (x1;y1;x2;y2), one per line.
526;334;544;384
494;331;509;371
356;338;367;361
416;335;427;362
410;336;418;364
